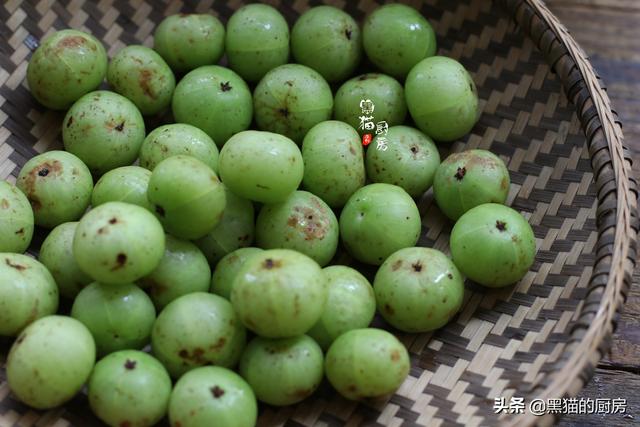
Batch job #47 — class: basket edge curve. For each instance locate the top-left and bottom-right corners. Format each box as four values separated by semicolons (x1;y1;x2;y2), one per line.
496;0;639;426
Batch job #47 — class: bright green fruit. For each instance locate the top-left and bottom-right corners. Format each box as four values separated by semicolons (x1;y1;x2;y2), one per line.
7;316;95;409
39;222;92;299
339;183;421;265
147;155;226;240
363;4;437;79
240;335;324;406
71;282;156;355
88;350;172;427
325;328;409;400
225;4;289;83
366;126;440;197
256;191;339;266
152;292;246;378
433;149;510;221
307;266;376;350
195;186;255;265
374;247;464;332
0;253;58;336
405;56;479;142
301;120;365;208
169;366;257;427
154;14;225;73
107;45;175;115
139;124;219;172
73;201;165;285
210;247;263;300
138;234;211;310
172;65;252;147
231;249;326;338
334;73;406;135
62;90;145;175
0;180;34;252
16;150;93;228
291;6;362;82
218;130;303;204
27;29;107;110
91;166;153;211
450;203;536;287
253;64;333;143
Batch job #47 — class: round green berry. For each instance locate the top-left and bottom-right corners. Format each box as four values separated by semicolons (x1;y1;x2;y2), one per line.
0;180;34;253
91;166;153;211
210;247;263;300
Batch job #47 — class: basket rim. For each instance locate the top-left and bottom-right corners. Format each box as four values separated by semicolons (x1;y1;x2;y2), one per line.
499;0;638;425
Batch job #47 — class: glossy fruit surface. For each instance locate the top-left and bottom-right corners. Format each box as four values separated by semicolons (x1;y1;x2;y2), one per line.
210;247;263;300
91;166;153;211
0;180;34;253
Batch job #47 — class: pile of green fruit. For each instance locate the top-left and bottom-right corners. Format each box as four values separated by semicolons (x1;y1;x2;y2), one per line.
0;4;537;427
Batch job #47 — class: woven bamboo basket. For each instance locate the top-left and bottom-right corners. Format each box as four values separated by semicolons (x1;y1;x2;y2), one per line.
0;0;637;426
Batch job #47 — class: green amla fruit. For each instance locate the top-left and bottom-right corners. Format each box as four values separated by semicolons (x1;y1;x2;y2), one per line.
16;150;93;228
169;366;257;427
210;247;264;300
325;328;409;400
7;315;96;409
433;149;510;221
231;249;327;338
91;166;153;211
0;180;34;253
27;29;107;110
239;335;324;406
374;247;464;332
38;222;92;299
107;45;175;115
0;253;58;336
450;203;536;287
62;90;146;175
88;350;172;427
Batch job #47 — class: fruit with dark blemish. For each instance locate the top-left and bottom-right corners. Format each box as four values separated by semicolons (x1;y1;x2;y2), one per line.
374;247;464;332
0;253;58;336
325;328;409;400
71;282;156;355
0;180;34;252
16;151;93;228
62;91;145;175
405;56;480;141
239;335;323;406
307;266;376;350
450;203;536;287
225;4;289;83
253;64;333;143
231;249;327;338
363;4;437;79
210;247;263;300
339;183;421;265
433;149;510;221
39;222;92;299
92;166;153;211
195;186;255;264
172;65;252;147
291;6;362;82
107;45;175;116
256;191;339;266
218;130;303;203
154;14;225;73
138;234;211;310
73;202;165;285
168;366;257;427
152;293;246;378
88;350;171;427
147;156;226;239
6;315;95;409
301;120;365;208
334;73;406;135
27;29;107;110
366;126;441;197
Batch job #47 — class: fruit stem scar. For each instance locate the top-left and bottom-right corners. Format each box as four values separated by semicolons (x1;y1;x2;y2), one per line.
38;168;49;177
210;385;225;398
496;220;507;231
411;262;422;272
345;28;352;40
115;121;125;131
220;81;232;91
454;167;466;180
124;359;137;370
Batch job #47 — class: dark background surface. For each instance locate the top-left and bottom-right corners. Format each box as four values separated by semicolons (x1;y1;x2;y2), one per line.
546;1;640;426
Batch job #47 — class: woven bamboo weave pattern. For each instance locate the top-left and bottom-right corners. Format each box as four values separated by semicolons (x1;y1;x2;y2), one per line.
0;0;636;426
